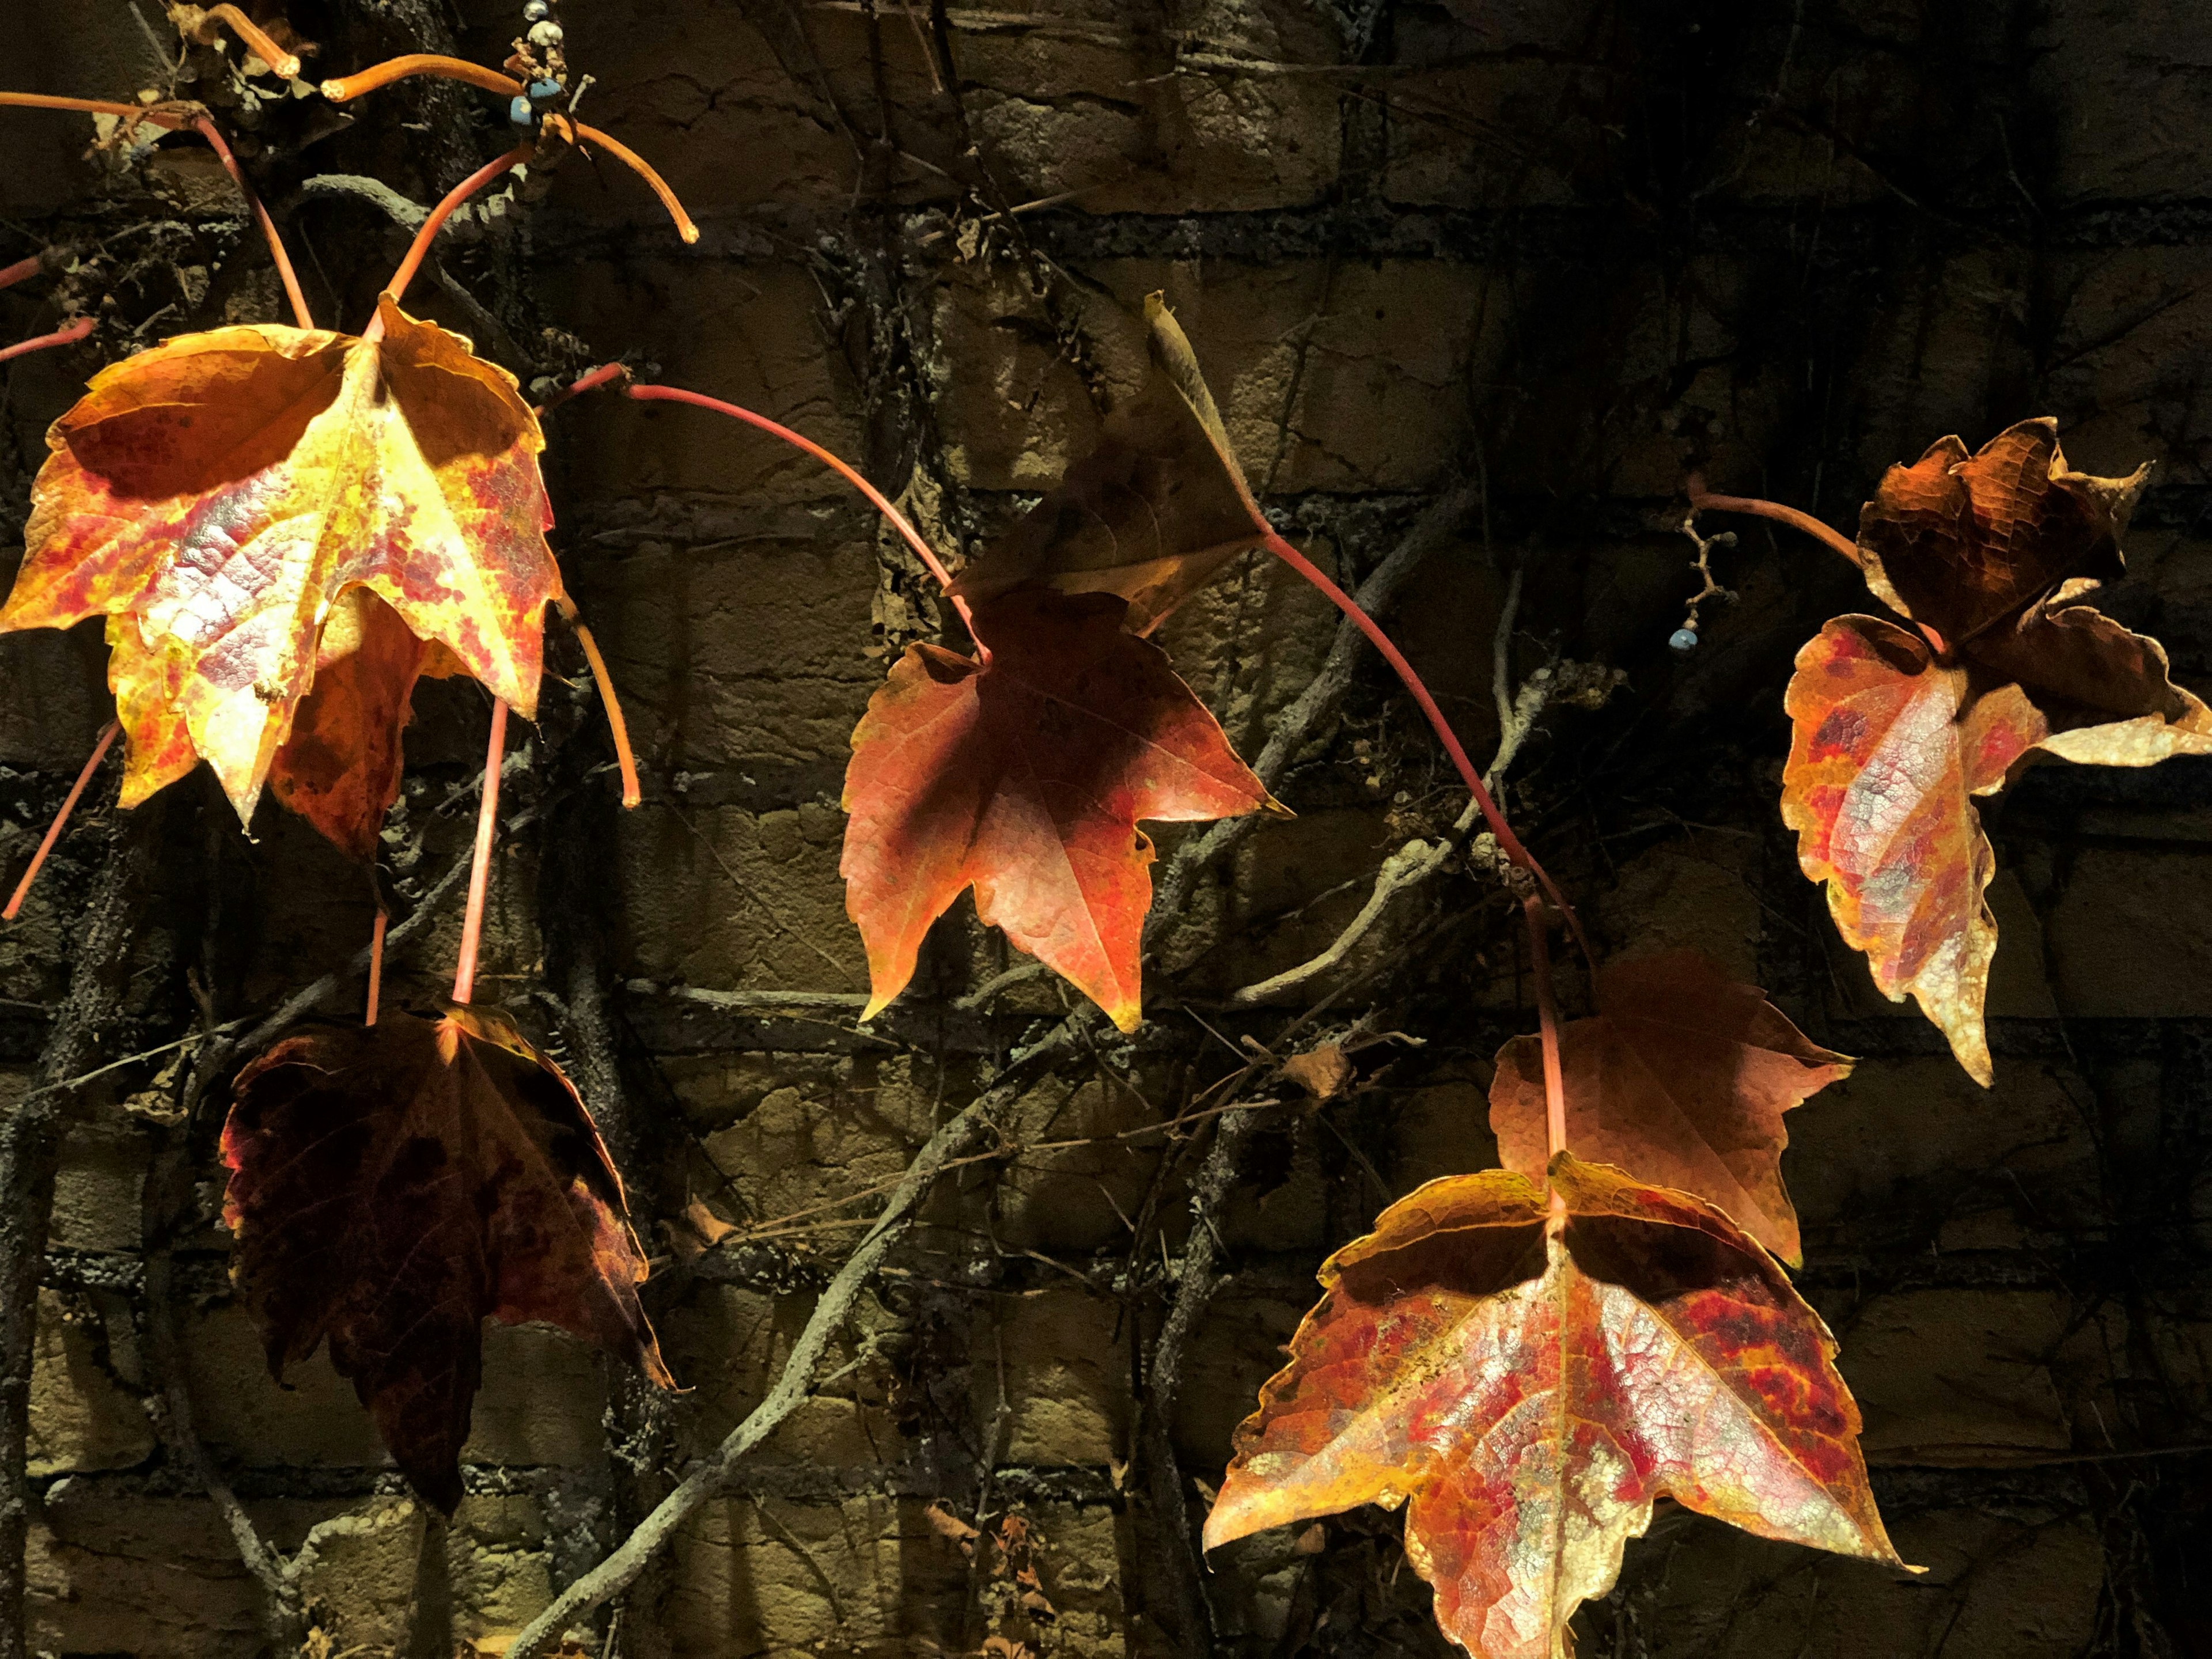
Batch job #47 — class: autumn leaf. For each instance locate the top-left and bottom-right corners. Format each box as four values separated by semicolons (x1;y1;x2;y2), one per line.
266;589;459;859
1488;950;1850;1264
840;586;1275;1031
0;296;561;853
951;294;1264;634
1203;1156;1907;1658
221;1004;672;1512
1785;421;2212;1082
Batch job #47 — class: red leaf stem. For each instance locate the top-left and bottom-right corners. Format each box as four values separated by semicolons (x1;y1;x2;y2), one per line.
380;143;534;320
623;382;981;642
1687;479;1862;568
0;316;93;366
1255;526;1585;953
0;93;191;130
4;721;119;921
452;700;508;1006
536;361;631;417
0;255;41;291
190;116;313;329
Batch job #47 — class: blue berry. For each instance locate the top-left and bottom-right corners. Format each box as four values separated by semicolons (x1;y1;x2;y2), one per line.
524;0;551;18
1668;627;1699;653
509;94;535;125
529;78;563;101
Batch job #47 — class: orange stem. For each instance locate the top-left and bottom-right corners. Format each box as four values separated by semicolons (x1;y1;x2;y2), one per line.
555;599;641;809
1687;482;1861;568
318;59;699;245
1523;893;1567;1161
1256;527;1586;955
0;92;191;130
365;909;387;1026
381;143;533;315
537;360;630;416
623;383;980;638
5;722;119;921
320;54;521;103
190;116;313;329
452;700;509;1006
191;5;302;78
571;122;701;245
0;316;93;365
0;255;41;290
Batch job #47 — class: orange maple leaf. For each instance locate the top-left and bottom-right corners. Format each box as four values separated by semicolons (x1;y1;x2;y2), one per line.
1;297;561;854
1785;420;2211;1082
222;1004;672;1512
840;587;1276;1031
1204;1156;1910;1658
1488;950;1851;1264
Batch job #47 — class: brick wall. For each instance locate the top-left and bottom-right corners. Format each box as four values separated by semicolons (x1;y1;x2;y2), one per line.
3;1;2209;1654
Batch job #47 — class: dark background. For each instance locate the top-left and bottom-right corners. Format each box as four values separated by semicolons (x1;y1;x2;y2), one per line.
2;1;2209;1654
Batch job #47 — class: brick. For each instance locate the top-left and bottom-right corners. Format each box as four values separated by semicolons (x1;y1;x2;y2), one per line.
1835;1289;2073;1461
28;1287;154;1476
1786;1056;2100;1247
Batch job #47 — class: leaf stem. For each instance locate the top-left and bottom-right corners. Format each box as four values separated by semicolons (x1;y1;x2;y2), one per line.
320;54;521;102
623;382;981;639
380;143;533;316
0;92;192;130
320;58;700;244
1255;527;1585;952
365;910;387;1027
1522;893;1567;1160
536;360;630;417
571;122;701;245
187;5;303;78
0;255;41;291
554;597;641;809
190;116;313;330
451;701;508;1006
4;722;119;921
0;316;93;365
1685;479;1861;568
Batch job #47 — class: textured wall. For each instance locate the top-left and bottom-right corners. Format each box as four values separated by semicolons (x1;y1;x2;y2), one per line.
3;1;2210;1654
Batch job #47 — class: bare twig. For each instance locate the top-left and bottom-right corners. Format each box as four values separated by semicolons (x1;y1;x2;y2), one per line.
0;808;156;1659
1149;482;1483;938
1142;1105;1260;1654
1232;564;1548;1005
507;1017;1093;1656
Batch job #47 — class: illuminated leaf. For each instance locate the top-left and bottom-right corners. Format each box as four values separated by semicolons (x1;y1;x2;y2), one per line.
840;586;1274;1032
1857;419;2139;646
1488;950;1850;1263
1204;1156;1907;1659
0;297;561;847
952;294;1263;634
266;589;447;861
221;1005;672;1512
1783;421;2212;1081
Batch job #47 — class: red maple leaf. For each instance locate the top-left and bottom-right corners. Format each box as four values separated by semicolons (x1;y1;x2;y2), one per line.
840;587;1277;1030
1204;1156;1908;1658
1784;420;2211;1082
0;300;562;855
1488;950;1850;1264
221;1005;672;1510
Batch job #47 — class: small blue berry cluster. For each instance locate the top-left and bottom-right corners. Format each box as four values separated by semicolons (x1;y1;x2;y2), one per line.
509;1;566;126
